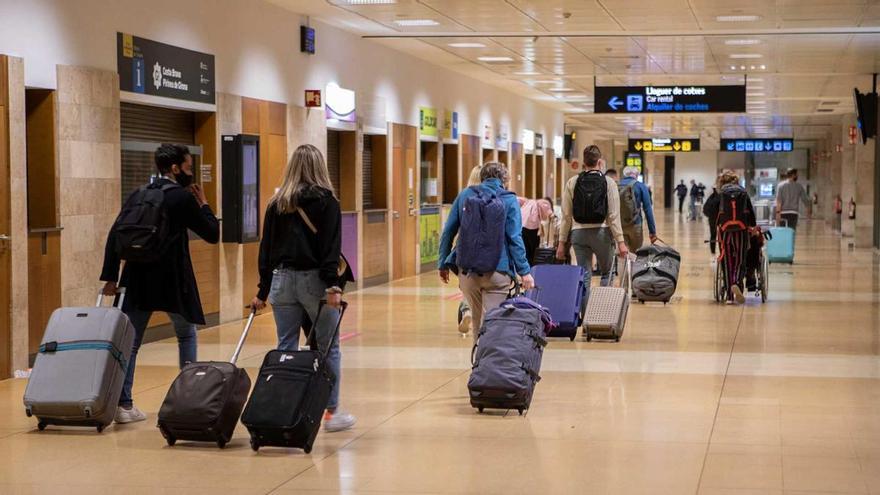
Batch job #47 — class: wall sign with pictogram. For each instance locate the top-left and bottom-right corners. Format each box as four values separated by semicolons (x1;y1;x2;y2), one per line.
117;32;215;104
628;138;700;153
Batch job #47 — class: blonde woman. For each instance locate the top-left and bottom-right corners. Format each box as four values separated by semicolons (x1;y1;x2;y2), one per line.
455;165;484;335
251;144;356;432
467;164;482;187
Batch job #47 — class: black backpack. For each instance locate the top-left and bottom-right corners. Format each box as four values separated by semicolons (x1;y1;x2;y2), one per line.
716;188;751;232
572;170;608;224
112;183;179;263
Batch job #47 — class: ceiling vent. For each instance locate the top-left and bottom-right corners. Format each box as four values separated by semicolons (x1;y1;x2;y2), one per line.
819;101;840;106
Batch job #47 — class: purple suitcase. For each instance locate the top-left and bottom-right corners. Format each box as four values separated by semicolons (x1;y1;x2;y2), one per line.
527;265;586;341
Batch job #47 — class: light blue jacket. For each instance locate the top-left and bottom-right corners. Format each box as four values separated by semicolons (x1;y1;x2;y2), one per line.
620;176;657;235
438;178;531;278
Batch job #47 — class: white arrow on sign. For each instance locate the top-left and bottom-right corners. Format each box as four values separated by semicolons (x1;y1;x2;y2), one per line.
608;96;623;111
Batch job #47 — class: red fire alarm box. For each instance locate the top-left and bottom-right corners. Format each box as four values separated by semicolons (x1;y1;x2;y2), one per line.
305;90;322;108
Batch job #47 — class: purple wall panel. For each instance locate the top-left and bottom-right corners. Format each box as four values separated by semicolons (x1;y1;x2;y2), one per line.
341;213;358;280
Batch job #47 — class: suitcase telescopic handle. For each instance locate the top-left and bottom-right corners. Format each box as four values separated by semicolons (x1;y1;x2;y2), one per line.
230;307;257;365
620;257;633;294
96;287;126;309
307;300;348;361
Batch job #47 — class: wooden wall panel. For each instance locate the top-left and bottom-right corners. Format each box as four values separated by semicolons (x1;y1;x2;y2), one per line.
340;131;357;211
524;153;535;199
535;155;545;200
362;212;389;279
25;90;58;229
0;91;10;377
460;134;479;187
391;124;418;279
442;143;459;201
27;233;61;355
370;135;388;209
510;142;524;196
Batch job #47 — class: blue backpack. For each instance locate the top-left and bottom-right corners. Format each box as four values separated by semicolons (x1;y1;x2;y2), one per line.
457;186;509;275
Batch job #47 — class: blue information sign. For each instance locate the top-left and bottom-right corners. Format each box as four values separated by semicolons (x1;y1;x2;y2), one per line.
595;85;746;114
721;138;794;153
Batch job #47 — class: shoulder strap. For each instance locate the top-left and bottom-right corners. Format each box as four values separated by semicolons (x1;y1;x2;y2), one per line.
295;207;318;234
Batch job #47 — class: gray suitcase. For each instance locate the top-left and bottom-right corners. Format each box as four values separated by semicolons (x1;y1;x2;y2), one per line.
23;290;135;432
584;259;632;343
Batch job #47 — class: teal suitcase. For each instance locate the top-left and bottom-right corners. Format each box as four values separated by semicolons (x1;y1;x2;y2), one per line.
767;226;794;264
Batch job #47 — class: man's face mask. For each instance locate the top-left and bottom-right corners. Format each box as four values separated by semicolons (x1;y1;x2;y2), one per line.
172;155;194;187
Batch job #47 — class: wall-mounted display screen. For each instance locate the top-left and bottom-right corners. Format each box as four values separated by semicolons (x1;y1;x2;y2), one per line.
721;138;793;152
595;85;746;113
759;183;776;197
301;26;316;54
222;134;260;243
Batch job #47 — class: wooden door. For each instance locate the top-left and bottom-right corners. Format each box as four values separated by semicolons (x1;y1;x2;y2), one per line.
535;155;545;200
510;142;524;195
0;56;11;377
392;124;417;279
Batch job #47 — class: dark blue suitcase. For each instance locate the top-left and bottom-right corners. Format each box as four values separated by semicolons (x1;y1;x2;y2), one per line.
527;265;586;341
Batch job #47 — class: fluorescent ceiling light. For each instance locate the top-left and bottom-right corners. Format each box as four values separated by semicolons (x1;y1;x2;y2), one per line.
514;71;540;75
530;80;559;84
725;39;761;45
730;53;763;59
394;19;439;26
448;42;486;48
716;15;761;22
478;56;514;62
749;77;764;82
548;87;575;92
346;0;395;4
747;92;765;96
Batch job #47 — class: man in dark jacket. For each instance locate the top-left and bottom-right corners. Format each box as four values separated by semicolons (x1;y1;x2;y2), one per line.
100;143;220;424
675;180;688;213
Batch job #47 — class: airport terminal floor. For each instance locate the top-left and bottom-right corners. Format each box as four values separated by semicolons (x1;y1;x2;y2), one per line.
1;211;879;494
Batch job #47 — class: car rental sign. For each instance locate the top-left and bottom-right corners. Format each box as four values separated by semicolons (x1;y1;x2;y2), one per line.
594;85;746;114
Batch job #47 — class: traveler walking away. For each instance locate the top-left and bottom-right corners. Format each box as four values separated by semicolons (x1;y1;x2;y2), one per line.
605;168;619;182
697;182;707;203
519;197;554;264
688;180;700;221
703;185;721;257
100;143;220;424
618;166;658;252
775;168;811;230
715;171;757;304
557;145;627;306
250;143;357;433
675;180;688;214
439;161;535;343
457;165;485;335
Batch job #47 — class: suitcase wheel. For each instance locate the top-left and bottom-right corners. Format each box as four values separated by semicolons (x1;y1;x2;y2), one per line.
166;436;176;446
37;421;47;431
568;335;575;342
477;407;484;413
639;299;645;304
250;437;260;452
96;424;105;433
217;439;227;449
586;335;593;342
614;337;620;343
517;408;524;416
25;408;32;418
304;445;313;454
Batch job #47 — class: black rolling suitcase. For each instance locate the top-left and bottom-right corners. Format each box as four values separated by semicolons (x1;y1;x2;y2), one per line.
156;308;256;448
242;302;346;453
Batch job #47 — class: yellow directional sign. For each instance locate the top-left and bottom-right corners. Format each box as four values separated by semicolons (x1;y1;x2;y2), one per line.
643;141;652;151
634;141;642;151
628;138;699;152
682;141;691;151
673;142;681;151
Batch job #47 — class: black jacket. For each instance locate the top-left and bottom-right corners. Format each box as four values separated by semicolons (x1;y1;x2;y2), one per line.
703;191;720;228
257;186;342;301
101;179;220;324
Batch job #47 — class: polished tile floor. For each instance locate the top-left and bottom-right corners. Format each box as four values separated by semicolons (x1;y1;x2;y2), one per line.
2;211;879;494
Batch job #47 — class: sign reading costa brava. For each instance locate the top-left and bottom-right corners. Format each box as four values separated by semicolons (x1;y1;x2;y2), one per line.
595;85;746;114
117;33;215;104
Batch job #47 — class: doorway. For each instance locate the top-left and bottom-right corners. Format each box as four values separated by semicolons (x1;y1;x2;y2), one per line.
392;124;418;279
524;153;535;198
555;158;563;204
664;155;675;209
0;60;11;378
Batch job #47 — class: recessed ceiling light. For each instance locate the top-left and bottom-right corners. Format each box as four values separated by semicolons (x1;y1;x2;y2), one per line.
530;80;559;84
725;39;761;45
750;77;764;82
548;88;575;92
478;56;514;62
448;42;486;48
730;53;763;59
730;65;738;70
760;65;766;70
716;15;762;22
394;19;439;26
514;71;540;76
747;92;765;97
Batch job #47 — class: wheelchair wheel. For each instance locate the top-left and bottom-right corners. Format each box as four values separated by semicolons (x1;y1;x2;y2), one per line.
713;261;725;303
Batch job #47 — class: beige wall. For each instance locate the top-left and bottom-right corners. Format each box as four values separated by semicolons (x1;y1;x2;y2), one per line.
56;66;121;308
217;93;243;324
854;136;876;247
5;56;29;373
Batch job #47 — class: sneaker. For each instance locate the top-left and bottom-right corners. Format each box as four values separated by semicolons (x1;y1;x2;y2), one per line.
731;285;746;304
323;410;356;432
115;405;147;424
458;310;472;336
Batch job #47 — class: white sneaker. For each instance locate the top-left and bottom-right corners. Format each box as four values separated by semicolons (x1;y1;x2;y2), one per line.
323;410;357;432
115;405;147;424
458;310;472;336
731;285;746;305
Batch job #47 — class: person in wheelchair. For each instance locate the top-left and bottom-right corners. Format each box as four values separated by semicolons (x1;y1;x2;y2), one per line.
714;171;757;304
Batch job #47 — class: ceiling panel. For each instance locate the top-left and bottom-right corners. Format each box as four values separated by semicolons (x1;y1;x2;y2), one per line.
419;0;546;31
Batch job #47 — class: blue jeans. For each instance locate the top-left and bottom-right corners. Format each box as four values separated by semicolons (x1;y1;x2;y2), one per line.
571;227;614;310
120;308;197;407
268;269;342;411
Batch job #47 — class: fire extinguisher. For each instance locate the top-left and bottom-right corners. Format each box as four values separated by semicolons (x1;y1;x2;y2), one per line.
848;198;856;219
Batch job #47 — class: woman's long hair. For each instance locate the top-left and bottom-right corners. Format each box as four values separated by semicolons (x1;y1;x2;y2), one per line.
269;144;336;213
467;165;483;187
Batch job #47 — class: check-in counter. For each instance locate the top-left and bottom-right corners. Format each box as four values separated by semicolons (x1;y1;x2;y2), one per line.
419;205;442;273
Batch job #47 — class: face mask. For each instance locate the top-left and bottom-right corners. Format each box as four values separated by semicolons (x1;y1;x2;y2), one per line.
173;170;194;188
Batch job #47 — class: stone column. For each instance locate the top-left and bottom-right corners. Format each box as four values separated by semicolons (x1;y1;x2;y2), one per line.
854;135;875;248
56;66;121;307
217;93;243;324
840;120;857;238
